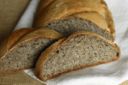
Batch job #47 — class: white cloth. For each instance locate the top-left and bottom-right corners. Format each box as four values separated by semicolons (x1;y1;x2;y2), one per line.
14;0;128;85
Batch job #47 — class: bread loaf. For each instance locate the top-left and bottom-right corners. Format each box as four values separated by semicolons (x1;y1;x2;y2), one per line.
34;0;115;40
35;32;120;81
0;28;62;73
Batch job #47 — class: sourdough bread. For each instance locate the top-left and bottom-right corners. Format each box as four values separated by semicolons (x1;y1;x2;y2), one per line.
35;32;120;81
0;28;62;73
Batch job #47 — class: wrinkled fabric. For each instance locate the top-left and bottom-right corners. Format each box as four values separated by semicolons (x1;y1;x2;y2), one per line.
15;0;128;85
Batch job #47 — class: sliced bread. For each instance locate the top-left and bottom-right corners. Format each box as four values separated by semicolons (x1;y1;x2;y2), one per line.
34;0;114;40
0;28;33;57
34;0;106;27
35;32;120;81
46;12;114;41
0;28;62;73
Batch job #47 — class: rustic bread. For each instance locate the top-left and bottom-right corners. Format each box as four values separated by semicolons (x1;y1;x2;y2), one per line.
0;28;62;73
35;32;120;81
34;0;115;40
0;28;33;57
34;0;107;27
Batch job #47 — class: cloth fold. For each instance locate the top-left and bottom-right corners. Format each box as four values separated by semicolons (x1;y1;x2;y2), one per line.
0;71;44;85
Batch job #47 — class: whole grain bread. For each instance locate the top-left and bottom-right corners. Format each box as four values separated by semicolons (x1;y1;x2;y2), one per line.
35;32;120;81
0;28;62;73
0;28;33;58
34;0;115;40
34;0;107;27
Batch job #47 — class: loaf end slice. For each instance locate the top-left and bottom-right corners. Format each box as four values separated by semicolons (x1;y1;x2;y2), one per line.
47;17;114;41
35;32;120;81
0;28;33;58
0;28;62;73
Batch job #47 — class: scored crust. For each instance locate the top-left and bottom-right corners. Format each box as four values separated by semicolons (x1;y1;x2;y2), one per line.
101;0;115;35
35;0;55;17
18;28;62;42
34;0;115;36
35;32;120;81
34;0;106;27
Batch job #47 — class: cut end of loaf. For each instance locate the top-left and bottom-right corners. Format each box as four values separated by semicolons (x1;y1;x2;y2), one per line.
47;17;114;41
0;38;53;73
35;32;120;81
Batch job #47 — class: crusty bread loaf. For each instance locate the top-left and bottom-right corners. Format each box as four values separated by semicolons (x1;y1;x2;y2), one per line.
35;32;120;81
34;0;107;27
0;28;62;73
34;0;115;40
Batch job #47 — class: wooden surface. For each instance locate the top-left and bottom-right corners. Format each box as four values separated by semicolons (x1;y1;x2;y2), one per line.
120;80;128;85
0;71;45;85
0;0;30;42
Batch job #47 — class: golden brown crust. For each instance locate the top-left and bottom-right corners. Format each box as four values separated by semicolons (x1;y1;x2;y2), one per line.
101;0;115;35
35;0;55;17
18;28;62;42
0;28;33;58
35;31;120;81
105;7;115;36
34;0;106;27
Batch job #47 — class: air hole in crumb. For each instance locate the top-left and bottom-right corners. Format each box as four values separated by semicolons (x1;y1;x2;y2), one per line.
27;54;30;56
56;50;59;53
94;52;97;55
105;44;108;46
48;23;51;25
117;52;119;56
16;64;19;68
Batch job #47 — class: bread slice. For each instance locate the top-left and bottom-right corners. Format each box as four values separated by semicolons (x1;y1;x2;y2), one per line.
46;12;114;41
35;32;120;81
0;28;33;57
0;28;62;73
